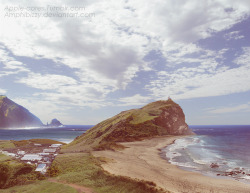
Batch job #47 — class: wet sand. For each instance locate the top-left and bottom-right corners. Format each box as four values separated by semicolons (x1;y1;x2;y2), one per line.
93;136;250;193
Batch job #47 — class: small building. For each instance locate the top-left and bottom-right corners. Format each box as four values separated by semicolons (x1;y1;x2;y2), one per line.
34;143;42;146
7;153;16;157
38;153;50;156
21;154;42;161
35;164;47;174
18;151;25;155
43;157;50;162
1;151;9;155
1;151;16;157
43;149;57;153
50;144;62;148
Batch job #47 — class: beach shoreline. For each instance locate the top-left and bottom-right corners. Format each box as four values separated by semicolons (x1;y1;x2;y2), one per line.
93;135;250;193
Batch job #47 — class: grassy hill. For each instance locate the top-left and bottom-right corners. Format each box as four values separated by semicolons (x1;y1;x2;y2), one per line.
63;99;193;152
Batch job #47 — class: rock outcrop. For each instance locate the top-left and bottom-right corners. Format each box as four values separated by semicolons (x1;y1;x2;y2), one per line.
48;119;63;127
65;98;194;152
0;96;43;129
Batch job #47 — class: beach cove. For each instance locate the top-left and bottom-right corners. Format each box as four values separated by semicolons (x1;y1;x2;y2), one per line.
93;136;250;193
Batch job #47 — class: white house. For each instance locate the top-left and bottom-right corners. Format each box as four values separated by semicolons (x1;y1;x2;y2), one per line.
18;151;25;155
49;144;62;148
38;153;50;156
43;149;57;153
35;164;47;174
21;154;42;161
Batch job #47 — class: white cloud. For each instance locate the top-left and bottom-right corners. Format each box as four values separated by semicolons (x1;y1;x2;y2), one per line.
0;89;7;94
17;72;114;109
224;31;244;40
0;0;249;93
234;47;250;66
118;94;151;106
208;103;250;114
147;47;250;100
0;48;29;75
17;73;78;90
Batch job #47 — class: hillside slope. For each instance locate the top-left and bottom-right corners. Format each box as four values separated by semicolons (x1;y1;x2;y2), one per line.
64;99;194;152
0;96;43;129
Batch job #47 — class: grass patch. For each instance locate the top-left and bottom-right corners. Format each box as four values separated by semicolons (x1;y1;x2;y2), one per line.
52;152;167;193
0;181;77;193
0;153;45;189
0;153;12;162
0;141;15;149
93;142;125;151
13;139;65;147
129;109;157;124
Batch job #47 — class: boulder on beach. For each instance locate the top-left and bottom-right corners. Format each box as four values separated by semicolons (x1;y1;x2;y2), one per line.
210;163;219;168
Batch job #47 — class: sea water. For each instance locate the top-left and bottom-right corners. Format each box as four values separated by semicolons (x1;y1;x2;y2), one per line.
164;125;250;182
0;125;93;143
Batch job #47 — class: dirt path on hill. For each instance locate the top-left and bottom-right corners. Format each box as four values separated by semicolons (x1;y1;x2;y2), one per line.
48;178;94;193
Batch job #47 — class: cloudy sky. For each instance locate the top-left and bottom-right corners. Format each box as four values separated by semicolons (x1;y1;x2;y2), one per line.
0;0;250;125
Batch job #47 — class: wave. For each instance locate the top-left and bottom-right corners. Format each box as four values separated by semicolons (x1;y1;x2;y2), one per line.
4;126;44;130
165;136;236;170
54;138;73;144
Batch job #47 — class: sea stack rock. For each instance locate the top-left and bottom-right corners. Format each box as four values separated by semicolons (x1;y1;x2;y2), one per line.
49;119;63;127
66;98;194;152
0;96;43;129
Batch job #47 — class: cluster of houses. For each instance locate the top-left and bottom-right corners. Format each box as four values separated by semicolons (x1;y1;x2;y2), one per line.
0;143;62;174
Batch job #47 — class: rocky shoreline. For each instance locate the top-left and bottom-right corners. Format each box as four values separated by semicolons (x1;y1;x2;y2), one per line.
217;168;250;179
209;163;250;181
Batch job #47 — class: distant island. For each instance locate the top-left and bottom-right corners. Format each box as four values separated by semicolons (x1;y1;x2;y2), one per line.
47;119;63;127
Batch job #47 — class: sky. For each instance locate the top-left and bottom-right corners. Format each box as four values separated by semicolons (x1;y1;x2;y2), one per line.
0;0;250;125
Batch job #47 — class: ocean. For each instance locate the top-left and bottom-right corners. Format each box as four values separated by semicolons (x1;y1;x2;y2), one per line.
164;125;250;182
0;125;93;144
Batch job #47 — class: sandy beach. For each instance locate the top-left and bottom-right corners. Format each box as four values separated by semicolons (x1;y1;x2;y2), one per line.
93;136;250;193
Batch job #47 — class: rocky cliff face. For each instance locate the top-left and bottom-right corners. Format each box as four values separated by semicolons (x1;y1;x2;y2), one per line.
65;99;194;152
0;96;43;128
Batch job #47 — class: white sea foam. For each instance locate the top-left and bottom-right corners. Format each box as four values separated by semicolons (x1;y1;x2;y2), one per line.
166;136;232;170
242;176;250;180
169;160;198;169
57;138;74;144
5;126;44;130
166;136;203;169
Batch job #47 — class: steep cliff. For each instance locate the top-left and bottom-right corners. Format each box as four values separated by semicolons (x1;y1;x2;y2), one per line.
0;96;43;129
64;99;194;152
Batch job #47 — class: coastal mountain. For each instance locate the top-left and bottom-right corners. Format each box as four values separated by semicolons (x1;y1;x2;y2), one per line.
48;119;63;127
0;96;43;129
65;98;194;152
